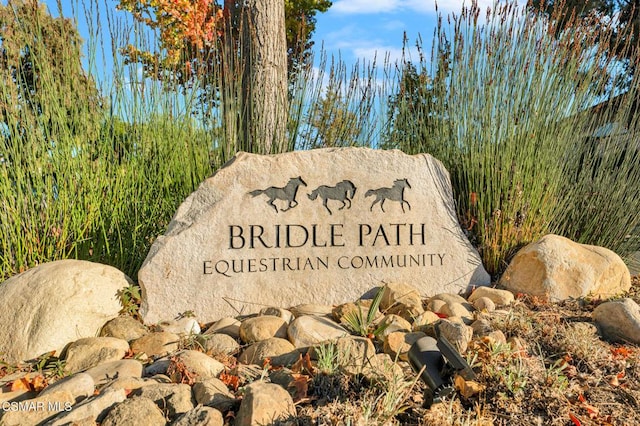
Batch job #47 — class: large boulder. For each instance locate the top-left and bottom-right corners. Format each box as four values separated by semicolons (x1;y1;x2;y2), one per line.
139;148;490;323
0;260;132;364
500;234;630;301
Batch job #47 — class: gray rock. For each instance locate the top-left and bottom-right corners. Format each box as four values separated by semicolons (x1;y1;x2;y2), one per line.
235;381;296;426
100;316;148;342
238;338;299;367
84;359;143;385
172;406;224;426
470;319;493;337
64;337;130;373
101;396;166;426
172;350;225;380
380;282;424;320
287;316;349;348
192;378;236;410
500;234;631;301
204;317;240;339
437;320;473;354
593;298;640;344
46;388;127;425
156;317;201;335
239;316;288;343
0;260;131;363
131;332;180;358
334;336;377;375
0;390;74;426
468;287;514;306
133;383;194;418
139;149;489;324
40;372;95;403
204;333;240;356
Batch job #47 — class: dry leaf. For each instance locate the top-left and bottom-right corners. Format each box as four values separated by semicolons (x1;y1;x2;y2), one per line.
289;373;310;402
454;374;485;399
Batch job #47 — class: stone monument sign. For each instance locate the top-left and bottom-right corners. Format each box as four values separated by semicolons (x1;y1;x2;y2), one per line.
139;148;490;323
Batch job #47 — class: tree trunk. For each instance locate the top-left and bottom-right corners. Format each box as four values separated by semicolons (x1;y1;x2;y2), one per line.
240;0;288;154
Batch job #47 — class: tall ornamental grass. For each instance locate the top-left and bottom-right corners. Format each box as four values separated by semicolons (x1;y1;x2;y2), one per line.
385;2;640;276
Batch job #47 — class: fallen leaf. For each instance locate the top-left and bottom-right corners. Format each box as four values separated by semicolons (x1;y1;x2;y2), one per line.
289;373;310;402
569;412;582;426
9;377;30;392
454;374;485;399
219;372;239;391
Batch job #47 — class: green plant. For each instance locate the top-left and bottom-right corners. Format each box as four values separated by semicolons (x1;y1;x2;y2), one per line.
315;342;341;375
360;363;420;424
117;284;142;318
342;286;389;338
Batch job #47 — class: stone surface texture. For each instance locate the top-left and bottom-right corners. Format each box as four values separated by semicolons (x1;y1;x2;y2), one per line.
287;315;349;348
100;396;166;426
0;259;131;363
63;337;130;373
500;234;630;301
234;381;296;426
593;298;640;344
139;148;490;323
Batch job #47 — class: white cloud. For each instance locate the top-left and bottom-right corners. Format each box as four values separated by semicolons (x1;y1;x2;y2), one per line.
331;0;522;15
332;0;399;14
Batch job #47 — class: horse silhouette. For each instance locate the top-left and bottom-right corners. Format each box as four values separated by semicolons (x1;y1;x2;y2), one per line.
249;176;307;213
365;178;411;213
308;180;357;215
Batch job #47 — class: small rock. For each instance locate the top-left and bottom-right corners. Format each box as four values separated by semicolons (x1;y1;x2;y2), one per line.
426;299;447;313
362;353;405;382
131;332;180;357
101;376;153;393
379;314;412;336
84;359;143;385
485;330;507;345
259;307;294;323
192;378;236;411
156;317;201;335
64;337;130;373
235;381;297;426
383;331;426;361
239;316;288;343
40;372;95;402
145;358;172;376
204;333;240;356
593;298;640;344
46;388;127;426
173;406;224;426
100;316;148;342
441;302;473;321
172;350;225;381
470;319;493;338
290;304;333;317
436;320;473;354
238;338;299;367
204;317;241;339
133;383;194;418
334;336;377;375
468;287;514;306
0;390;75;426
287;316;349;348
380;283;424;320
472;296;496;312
412;311;440;330
429;293;469;306
101;396;166;426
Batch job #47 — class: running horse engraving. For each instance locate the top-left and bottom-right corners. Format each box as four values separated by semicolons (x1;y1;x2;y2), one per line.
249;176;307;213
307;180;357;215
365;178;411;213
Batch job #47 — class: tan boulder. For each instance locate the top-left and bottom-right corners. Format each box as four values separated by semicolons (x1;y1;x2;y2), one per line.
500;234;630;301
235;381;296;426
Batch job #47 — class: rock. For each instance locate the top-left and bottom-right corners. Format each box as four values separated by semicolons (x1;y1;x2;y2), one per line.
100;316;148;342
472;297;496;312
0;260;132;363
204;317;240;339
429;293;472;309
0;390;75;425
64;337;130;373
171;350;225;381
593;298;640;344
412;311;440;330
235;381;296;426
133;383;194;418
500;234;631;301
470;319;493;337
437;320;473;354
287;316;349;348
145;358;172;376
363;353;405;382
425;299;447;313
131;332;180;357
204;333;240;356
380;282;424;320
468;287;514;306
383;331;427;361
173;406;224;426
101;377;153;393
156;317;201;335
139;149;490;323
485;330;507;345
84;359;143;386
290;304;334;318
378;314;412;337
101;397;166;426
46;388;127;426
192;378;236;410
40;372;95;402
440;302;473;321
238;338;299;367
259;307;294;323
334;336;377;375
239;316;288;343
